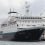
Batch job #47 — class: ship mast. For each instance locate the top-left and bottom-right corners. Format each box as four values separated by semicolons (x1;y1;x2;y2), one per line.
25;1;31;16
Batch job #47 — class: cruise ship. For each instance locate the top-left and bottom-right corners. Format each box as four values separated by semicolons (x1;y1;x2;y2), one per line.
0;1;45;41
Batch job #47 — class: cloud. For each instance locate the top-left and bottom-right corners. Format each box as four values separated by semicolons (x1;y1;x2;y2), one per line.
0;0;45;19
0;0;25;19
31;0;45;16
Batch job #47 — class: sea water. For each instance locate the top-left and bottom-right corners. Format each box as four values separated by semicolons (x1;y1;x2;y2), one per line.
0;41;45;45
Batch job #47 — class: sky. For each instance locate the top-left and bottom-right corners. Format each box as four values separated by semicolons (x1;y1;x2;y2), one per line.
0;0;45;23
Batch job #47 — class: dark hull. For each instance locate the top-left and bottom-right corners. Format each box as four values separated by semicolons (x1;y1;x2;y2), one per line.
0;28;44;41
12;28;44;41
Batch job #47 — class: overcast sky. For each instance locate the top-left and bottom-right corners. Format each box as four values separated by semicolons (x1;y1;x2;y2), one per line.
0;0;45;23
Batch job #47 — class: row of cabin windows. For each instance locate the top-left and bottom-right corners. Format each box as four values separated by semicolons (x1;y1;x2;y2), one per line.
16;17;42;19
